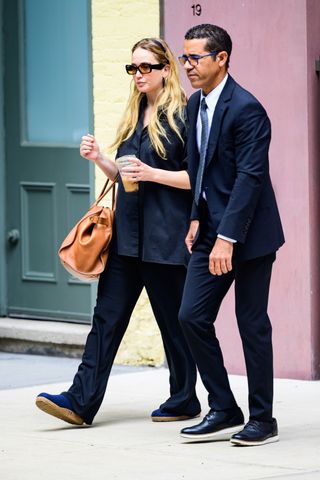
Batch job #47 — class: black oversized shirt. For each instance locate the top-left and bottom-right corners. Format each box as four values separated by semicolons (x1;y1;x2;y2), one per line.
113;105;192;266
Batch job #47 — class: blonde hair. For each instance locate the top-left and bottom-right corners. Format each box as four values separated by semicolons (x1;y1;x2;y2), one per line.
109;38;186;159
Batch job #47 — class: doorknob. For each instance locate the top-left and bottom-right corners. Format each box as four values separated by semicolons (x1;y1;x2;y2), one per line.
7;229;20;245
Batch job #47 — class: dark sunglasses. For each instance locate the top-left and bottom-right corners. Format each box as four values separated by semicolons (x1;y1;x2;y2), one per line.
125;62;166;75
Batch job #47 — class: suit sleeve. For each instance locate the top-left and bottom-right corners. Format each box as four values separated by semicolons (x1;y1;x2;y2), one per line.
217;101;271;243
190;200;199;221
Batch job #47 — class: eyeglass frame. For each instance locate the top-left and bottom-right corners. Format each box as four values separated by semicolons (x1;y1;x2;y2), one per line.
178;52;219;67
125;62;166;75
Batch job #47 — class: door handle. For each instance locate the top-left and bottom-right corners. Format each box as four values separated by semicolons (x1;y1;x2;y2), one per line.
7;229;20;245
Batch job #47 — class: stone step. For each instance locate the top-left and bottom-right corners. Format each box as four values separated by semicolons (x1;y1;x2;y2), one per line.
0;317;90;358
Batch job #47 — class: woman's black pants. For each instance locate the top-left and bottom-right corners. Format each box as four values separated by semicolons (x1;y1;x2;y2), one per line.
64;251;200;424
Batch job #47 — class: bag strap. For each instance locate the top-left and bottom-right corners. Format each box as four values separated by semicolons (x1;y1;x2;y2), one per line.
94;174;118;208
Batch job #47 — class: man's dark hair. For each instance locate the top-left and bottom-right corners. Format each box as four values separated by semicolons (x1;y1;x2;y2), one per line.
185;24;232;68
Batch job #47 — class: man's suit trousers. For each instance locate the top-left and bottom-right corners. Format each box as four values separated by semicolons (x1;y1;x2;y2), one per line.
179;207;275;421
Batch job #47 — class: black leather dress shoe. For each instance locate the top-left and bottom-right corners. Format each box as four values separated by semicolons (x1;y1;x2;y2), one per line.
180;408;244;442
230;418;279;446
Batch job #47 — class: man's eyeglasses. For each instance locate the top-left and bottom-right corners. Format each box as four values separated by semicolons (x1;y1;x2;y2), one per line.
125;63;166;75
178;52;218;67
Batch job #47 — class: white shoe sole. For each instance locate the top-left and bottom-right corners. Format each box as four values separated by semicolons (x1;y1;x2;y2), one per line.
230;434;279;446
180;424;244;442
35;396;84;425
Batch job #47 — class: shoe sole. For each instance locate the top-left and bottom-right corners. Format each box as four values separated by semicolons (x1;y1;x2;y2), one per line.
180;424;244;441
230;434;279;446
152;413;201;422
35;396;84;425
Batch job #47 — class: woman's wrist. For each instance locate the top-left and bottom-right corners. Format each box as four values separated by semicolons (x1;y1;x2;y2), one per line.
96;152;106;165
150;167;159;183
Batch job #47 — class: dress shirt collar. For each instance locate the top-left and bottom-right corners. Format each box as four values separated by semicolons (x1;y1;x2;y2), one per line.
200;73;228;111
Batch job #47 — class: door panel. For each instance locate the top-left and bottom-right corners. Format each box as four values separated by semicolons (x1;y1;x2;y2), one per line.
4;0;93;322
23;0;91;144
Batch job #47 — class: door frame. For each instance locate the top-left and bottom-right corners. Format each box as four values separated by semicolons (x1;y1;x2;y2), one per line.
87;1;96;314
0;0;7;316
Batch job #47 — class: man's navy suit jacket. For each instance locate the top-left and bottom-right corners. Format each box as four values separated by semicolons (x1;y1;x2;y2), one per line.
187;75;285;261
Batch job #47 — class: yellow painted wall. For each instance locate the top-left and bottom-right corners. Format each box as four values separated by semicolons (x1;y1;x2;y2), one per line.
91;0;164;366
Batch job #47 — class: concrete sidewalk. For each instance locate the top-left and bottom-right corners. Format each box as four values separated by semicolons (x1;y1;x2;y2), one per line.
0;368;320;480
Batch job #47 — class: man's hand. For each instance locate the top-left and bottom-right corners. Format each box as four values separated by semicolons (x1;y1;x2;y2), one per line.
185;220;199;254
209;237;233;275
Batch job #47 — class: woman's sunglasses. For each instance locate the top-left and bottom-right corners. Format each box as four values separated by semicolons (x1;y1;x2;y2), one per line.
125;62;166;75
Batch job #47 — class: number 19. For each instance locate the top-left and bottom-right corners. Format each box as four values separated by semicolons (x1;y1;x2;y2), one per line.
191;4;202;16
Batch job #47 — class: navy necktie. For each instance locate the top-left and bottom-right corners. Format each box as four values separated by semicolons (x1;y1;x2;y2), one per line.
195;98;209;205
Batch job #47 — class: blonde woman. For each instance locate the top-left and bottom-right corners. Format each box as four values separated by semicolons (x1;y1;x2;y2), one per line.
35;38;200;426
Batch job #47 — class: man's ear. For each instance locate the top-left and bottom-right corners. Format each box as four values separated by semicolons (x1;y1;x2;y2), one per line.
216;51;228;67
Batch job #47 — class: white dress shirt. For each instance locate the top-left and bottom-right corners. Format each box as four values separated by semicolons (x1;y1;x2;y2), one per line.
196;73;228;150
196;74;236;243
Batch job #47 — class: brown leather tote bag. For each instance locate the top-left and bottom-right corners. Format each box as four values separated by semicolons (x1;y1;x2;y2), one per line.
58;178;117;281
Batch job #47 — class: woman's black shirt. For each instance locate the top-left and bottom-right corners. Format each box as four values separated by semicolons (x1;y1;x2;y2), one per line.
113;105;191;267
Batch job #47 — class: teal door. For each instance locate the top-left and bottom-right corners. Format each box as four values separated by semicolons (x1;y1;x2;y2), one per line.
4;0;93;322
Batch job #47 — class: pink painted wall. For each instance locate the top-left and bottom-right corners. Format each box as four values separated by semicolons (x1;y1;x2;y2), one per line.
163;0;320;379
306;0;320;378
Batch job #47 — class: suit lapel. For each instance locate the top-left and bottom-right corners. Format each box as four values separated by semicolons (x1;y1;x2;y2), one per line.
205;75;236;167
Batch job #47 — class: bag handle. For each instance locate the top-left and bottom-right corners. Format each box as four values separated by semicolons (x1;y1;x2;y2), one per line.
94;174;118;208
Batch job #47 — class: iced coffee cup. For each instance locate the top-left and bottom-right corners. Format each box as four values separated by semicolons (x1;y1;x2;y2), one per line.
115;155;139;192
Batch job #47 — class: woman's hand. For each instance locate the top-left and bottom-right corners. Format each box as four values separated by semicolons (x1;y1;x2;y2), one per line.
185;220;199;254
80;134;118;181
80;134;101;163
121;158;190;189
120;158;155;182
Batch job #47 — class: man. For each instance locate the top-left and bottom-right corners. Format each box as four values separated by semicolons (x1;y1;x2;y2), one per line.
178;24;285;446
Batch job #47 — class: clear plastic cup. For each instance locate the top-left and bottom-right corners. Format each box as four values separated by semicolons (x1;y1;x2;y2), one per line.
115;155;139;192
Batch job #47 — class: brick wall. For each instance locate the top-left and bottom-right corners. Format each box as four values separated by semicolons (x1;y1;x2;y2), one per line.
91;0;164;366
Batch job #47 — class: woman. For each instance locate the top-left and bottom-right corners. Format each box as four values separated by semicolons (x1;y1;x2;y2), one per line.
35;38;200;426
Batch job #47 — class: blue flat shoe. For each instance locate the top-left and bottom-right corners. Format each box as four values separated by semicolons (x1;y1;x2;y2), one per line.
35;392;84;425
151;408;201;422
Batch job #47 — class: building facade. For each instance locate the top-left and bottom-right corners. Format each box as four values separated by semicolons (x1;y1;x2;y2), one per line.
0;0;319;378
